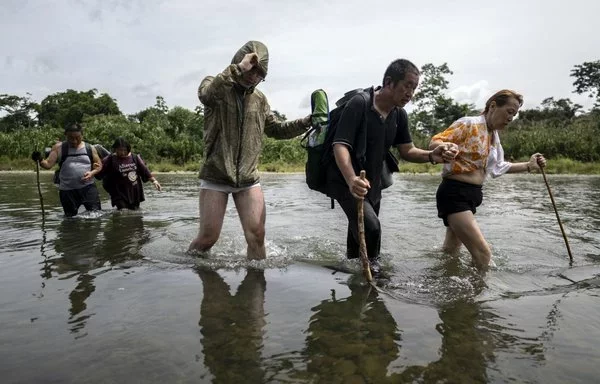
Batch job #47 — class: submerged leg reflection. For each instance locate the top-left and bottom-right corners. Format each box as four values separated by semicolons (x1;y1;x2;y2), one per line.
196;267;266;383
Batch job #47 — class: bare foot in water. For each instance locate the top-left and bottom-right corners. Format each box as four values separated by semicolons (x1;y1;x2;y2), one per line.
187;237;211;256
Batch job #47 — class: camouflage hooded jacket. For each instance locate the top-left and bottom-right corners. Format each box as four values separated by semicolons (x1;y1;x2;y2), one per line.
198;41;308;187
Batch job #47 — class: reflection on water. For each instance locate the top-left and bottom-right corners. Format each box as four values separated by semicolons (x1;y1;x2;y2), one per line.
1;172;600;383
297;276;400;383
46;214;149;335
196;267;267;384
41;219;100;335
411;298;491;383
425;262;490;383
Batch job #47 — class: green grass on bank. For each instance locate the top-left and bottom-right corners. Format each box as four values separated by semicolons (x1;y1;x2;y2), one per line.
3;156;600;175
0;157;33;171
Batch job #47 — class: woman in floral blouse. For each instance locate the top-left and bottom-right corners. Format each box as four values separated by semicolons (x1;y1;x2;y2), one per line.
429;90;546;269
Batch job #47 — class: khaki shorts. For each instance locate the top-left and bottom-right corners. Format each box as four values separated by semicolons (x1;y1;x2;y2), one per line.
199;179;260;194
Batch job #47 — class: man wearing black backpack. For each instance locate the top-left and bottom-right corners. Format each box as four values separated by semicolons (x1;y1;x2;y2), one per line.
32;123;103;217
327;59;458;276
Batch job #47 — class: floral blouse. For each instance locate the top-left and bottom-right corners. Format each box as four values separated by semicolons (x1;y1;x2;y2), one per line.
432;115;511;178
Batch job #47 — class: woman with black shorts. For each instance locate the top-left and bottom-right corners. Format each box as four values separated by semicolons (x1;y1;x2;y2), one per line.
429;90;547;269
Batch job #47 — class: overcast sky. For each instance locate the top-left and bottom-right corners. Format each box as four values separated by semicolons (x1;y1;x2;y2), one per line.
2;0;599;118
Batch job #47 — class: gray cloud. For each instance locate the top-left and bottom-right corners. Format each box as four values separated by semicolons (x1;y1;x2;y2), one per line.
174;70;205;87
132;82;160;98
1;0;599;117
70;0;163;23
299;94;311;109
33;56;59;74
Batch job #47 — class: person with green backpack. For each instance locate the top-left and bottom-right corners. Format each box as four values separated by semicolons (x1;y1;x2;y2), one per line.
324;59;458;276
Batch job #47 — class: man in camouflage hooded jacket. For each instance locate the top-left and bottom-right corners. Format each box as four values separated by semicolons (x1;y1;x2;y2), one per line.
189;40;310;259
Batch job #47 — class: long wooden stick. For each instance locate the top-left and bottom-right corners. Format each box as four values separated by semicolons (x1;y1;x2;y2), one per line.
357;170;373;282
540;166;573;262
35;160;45;217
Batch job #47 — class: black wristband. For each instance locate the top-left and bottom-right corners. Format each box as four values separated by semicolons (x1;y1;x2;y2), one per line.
428;151;436;164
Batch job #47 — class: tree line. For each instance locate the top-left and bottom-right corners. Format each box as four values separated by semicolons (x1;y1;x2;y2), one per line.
1;60;599;168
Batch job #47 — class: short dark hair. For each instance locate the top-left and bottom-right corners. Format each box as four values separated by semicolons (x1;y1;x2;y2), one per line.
382;59;420;87
483;90;523;114
64;122;83;134
112;137;131;153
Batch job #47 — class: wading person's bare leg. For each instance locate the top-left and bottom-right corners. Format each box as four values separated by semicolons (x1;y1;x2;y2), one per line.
188;189;228;253
442;226;463;254
446;211;491;269
233;187;266;260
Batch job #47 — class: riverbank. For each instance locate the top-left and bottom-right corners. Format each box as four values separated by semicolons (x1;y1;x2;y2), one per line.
2;157;600;175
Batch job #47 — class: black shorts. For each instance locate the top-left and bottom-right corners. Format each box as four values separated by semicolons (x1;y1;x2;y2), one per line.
436;178;483;227
59;184;101;217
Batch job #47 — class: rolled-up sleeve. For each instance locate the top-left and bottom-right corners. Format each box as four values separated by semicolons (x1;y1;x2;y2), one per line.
487;131;512;178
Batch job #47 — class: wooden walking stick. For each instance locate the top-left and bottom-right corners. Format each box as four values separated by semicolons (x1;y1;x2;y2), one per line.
357;170;373;282
539;165;573;263
35;160;46;217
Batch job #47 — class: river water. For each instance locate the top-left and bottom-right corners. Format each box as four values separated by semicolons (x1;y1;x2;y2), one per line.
1;172;599;383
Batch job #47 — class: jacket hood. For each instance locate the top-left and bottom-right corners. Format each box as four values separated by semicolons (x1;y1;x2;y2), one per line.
231;40;269;78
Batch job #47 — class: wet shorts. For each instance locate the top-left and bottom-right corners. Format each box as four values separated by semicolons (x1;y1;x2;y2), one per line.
199;179;260;194
436;178;483;227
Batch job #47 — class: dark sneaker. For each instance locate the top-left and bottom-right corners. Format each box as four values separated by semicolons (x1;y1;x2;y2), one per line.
368;257;382;277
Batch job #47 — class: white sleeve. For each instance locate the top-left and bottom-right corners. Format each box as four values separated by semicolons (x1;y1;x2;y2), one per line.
487;131;512;178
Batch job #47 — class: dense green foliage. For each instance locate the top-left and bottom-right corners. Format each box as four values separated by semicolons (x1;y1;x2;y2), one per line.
0;94;203;165
1;59;599;171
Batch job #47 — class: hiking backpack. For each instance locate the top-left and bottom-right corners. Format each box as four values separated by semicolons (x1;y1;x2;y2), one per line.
301;88;370;196
301;88;401;206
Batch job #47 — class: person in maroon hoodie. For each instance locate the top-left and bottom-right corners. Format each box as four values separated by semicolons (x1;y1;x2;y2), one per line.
96;137;162;210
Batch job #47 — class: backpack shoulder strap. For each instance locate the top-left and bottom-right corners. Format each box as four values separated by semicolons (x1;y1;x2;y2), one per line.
58;141;69;167
355;91;371;165
133;154;150;182
132;153;143;171
85;143;94;170
85;143;93;160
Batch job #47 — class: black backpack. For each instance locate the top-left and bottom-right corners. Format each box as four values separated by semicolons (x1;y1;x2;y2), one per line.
302;88;402;207
301;88;370;196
